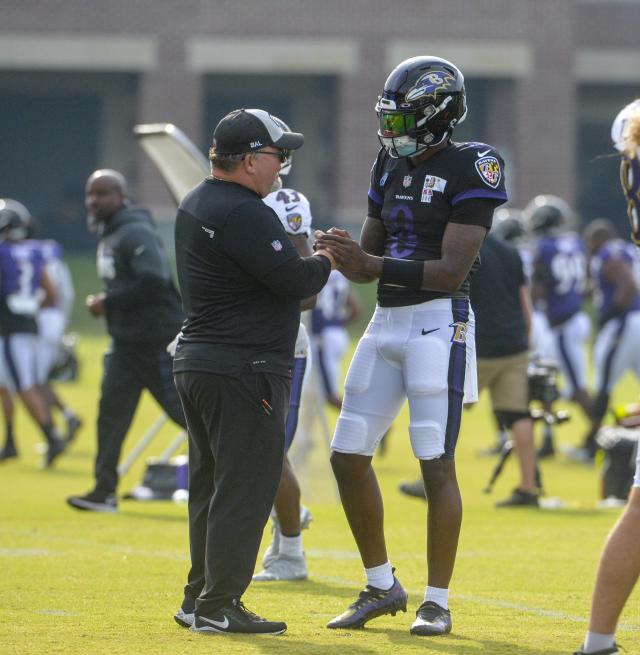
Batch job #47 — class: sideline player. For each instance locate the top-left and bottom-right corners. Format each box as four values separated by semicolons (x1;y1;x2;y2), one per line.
34;234;82;442
525;195;592;458
572;99;640;655
309;270;361;409
316;55;507;636
252;118;315;582
0;199;67;466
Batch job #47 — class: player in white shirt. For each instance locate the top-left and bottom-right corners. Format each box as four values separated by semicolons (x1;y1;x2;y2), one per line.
35;238;82;443
252;117;315;582
573;100;640;655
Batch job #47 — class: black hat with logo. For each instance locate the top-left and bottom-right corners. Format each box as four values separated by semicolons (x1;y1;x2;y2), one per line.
213;108;304;154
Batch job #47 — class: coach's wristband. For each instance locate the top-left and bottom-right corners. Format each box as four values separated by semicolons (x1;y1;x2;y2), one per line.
380;257;424;289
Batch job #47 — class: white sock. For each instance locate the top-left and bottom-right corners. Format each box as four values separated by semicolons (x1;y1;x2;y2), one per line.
424;585;449;610
279;534;303;558
583;631;615;653
365;561;394;590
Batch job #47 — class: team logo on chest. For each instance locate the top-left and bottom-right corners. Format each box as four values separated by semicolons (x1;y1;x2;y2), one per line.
421;175;447;203
475;156;501;189
270;239;283;251
402;175;413;188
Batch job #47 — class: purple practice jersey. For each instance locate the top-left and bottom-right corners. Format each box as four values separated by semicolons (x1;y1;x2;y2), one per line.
591;238;640;325
311;270;351;334
0;239;45;335
532;233;587;326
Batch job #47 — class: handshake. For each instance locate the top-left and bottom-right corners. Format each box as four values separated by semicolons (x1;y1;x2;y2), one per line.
313;228;379;281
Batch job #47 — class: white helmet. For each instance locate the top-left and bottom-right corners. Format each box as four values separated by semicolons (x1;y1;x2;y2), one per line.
611;99;640;155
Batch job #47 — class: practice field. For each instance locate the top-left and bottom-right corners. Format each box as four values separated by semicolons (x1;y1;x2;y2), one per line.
1;335;639;655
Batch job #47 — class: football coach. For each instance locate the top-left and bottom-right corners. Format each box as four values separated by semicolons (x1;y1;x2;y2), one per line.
172;109;335;636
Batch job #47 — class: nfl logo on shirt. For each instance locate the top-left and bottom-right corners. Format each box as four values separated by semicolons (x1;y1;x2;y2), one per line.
402;175;412;188
271;239;283;251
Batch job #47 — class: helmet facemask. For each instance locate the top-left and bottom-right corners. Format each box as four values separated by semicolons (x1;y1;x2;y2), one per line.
375;56;467;159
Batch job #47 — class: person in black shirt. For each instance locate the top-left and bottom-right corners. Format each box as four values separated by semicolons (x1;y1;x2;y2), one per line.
172;109;334;636
67;170;186;513
470;233;538;507
316;56;507;637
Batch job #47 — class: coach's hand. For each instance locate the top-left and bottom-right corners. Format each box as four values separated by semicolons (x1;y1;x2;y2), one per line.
86;292;106;317
314;229;382;279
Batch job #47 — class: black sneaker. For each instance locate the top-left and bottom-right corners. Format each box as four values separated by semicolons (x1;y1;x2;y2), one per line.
174;596;195;628
410;600;452;636
0;442;18;461
190;598;286;635
327;576;408;629
43;438;67;468
573;645;619;655
67;490;118;513
398;479;426;499
65;416;83;444
496;488;539;508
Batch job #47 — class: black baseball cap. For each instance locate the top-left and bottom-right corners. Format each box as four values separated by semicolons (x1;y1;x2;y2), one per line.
213;108;304;154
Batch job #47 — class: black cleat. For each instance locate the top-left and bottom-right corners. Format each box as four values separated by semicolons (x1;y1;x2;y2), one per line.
65;415;83;444
327;576;408;629
496;488;539;508
410;600;452;636
398;478;426;499
67;489;117;513
573;645;619;655
0;442;18;461
43;438;67;468
190;598;286;634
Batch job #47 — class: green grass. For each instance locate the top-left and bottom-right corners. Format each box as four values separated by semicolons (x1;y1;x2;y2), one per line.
1;334;639;654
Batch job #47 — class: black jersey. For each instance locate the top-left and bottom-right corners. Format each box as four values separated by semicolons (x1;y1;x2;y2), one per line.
173;178;330;378
470;234;529;358
368;141;508;307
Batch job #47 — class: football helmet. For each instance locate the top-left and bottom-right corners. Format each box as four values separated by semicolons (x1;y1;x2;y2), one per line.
375;55;467;158
492;207;526;244
269;116;294;192
524;194;574;235
611;99;640;156
0;199;32;241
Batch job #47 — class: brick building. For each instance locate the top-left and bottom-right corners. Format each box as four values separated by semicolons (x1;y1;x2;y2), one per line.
1;0;639;249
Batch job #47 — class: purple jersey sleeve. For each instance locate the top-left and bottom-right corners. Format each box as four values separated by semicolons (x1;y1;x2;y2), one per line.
591;239;640;324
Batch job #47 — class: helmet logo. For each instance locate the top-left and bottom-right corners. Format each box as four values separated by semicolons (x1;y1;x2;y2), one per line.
405;70;454;102
475;156;502;189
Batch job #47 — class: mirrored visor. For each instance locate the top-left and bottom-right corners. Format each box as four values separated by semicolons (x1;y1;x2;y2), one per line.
379;112;416;138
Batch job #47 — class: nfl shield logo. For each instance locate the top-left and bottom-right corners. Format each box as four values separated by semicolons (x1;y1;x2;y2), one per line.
402;175;412;188
271;239;283;251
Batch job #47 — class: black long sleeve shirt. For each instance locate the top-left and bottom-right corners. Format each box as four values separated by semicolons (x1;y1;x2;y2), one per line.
173;178;330;378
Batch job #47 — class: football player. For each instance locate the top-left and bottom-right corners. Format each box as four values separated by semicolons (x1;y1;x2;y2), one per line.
573;98;640;655
316;55;507;636
309;270;361;409
251;119;315;583
31;228;82;443
524;195;593;458
0;199;67;467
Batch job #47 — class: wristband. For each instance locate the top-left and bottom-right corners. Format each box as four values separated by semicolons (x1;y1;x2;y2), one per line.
380;257;423;289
